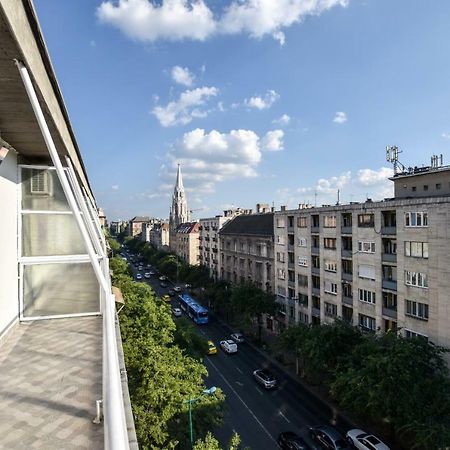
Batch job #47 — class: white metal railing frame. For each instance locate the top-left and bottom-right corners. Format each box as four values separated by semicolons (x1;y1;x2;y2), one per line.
16;60;130;450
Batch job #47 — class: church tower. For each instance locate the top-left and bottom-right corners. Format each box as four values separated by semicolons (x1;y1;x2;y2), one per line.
169;164;190;232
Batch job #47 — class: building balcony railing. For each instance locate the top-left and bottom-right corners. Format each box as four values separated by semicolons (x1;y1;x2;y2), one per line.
341;226;352;234
312;286;320;295
341;249;352;258
311;226;320;234
311;266;320;275
343;295;353;306
381;226;396;235
288;261;295;269
312;307;320;317
342;272;353;282
288;244;295;251
382;279;397;291
382;253;397;263
288;279;296;289
382;307;398;319
311;246;320;255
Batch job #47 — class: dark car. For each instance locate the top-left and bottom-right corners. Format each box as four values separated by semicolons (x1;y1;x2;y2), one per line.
253;368;277;389
278;431;312;449
309;426;351;450
160;281;168;288
168;290;176;297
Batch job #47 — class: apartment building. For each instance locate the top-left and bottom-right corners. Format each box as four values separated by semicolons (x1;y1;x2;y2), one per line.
274;166;450;352
129;215;151;237
0;1;135;448
147;221;170;250
174;222;200;265
219;213;275;293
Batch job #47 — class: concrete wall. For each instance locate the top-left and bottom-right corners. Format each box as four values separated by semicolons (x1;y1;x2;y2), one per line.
0;150;18;337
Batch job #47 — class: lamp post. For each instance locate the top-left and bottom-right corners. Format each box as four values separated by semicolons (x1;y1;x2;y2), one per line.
184;386;217;448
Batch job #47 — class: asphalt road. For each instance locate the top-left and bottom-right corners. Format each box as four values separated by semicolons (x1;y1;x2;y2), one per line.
124;252;354;450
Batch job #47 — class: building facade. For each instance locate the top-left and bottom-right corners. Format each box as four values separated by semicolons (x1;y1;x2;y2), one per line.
273;167;450;352
174;222;200;265
219;213;275;292
129;215;151;237
149;222;170;251
169;165;190;250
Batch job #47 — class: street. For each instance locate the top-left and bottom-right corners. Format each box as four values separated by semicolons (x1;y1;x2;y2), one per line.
125;253;353;449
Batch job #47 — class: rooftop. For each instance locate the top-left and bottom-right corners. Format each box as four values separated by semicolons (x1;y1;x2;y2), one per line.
220;213;274;236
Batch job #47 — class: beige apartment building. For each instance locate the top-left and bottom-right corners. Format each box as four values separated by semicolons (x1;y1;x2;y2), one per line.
174;222;200;265
129;215;151;237
219;213;275;293
273;165;450;352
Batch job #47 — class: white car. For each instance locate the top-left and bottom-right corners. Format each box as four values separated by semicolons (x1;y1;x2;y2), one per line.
230;333;244;343
346;429;390;450
144;272;151;279
173;286;182;293
135;274;143;281
172;307;182;317
220;340;238;354
159;275;167;281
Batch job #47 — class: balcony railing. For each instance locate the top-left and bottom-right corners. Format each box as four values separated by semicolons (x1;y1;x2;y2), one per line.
382;279;397;291
341;249;352;258
382;253;397;263
342;272;353;282
311;266;320;275
341;226;352;234
381;226;396;235
382;307;397;319
343;296;353;306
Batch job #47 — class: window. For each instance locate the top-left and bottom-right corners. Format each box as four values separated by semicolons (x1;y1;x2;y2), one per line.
405;241;428;258
30;169;51;195
342;282;352;298
276;252;285;263
324;238;336;249
405;271;428;288
276;218;285;228
312;255;320;269
298;237;307;247
359;289;376;304
406;300;429;320
298;257;308;267
358;264;376;280
359;314;376;331
358;214;374;227
358;241;375;253
312;296;321;309
324;281;338;295
405;329;428;339
277;285;286;296
383;292;397;310
288;216;294;227
436;183;441;190
423;185;428;191
404;212;428;227
298;274;308;287
325;302;338;317
324;215;336;227
297;216;308;228
277;268;286;280
324;260;337;272
276;235;285;245
299;293;308;306
412;186;416;192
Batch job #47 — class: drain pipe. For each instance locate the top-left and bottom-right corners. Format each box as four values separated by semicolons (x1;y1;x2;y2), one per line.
15;60;129;450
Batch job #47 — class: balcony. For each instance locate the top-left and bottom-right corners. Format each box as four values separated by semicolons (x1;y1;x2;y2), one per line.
382;253;397;263
342;272;353;282
382;307;398;319
382;279;397;291
341;226;352;235
311;266;320;275
288;279;296;289
288;261;295;270
311;246;320;255
311;226;319;234
288;244;295;251
343;296;353;306
341;249;352;258
312;286;320;296
381;226;396;235
312;307;320;317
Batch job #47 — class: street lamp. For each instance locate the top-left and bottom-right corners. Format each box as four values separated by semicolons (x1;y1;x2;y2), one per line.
184;386;217;448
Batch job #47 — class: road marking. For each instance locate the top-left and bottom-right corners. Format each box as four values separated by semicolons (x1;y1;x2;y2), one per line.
236;367;243;374
255;386;263;395
235;381;244;387
279;411;290;423
206;358;277;444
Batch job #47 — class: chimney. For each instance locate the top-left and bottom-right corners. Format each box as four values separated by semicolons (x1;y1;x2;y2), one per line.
281;205;286;212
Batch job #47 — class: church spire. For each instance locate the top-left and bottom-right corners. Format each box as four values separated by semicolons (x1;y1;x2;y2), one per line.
169;164;190;232
175;163;184;191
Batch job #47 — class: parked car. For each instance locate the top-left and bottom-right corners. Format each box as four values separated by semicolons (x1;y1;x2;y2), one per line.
309;426;351;450
161;294;171;302
138;266;143;271
278;432;312;450
172;307;182;317
253;368;277;389
207;341;217;355
220;340;238;354
168;290;175;297
159;275;167;281
173;286;182;293
184;283;192;289
149;271;156;276
346;430;390;450
160;281;168;288
144;272;151;279
135;274;143;281
230;332;244;343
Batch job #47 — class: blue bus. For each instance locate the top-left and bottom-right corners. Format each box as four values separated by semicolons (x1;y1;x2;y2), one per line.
178;294;208;324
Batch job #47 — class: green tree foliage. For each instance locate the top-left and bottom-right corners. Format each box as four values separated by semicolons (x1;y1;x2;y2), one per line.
107;236;121;254
112;256;225;449
193;432;242;450
110;255;130;278
173;317;209;360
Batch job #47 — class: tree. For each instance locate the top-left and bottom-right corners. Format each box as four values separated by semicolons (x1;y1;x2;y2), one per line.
173;317;209;360
193;432;242;450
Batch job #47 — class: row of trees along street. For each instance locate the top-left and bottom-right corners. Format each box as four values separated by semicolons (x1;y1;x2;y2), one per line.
113;236;450;450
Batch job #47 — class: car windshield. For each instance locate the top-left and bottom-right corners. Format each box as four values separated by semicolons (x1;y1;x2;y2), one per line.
366;436;381;445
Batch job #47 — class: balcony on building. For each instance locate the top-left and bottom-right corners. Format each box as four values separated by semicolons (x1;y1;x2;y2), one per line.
382;265;397;291
287;215;295;232
311;214;320;233
341;212;352;234
342;259;353;281
382;291;398;319
341;236;353;258
311;235;320;254
382;238;397;263
381;210;397;235
312;275;321;296
342;305;353;324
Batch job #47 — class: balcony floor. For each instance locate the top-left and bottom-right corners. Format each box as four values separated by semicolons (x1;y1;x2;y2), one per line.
0;317;103;450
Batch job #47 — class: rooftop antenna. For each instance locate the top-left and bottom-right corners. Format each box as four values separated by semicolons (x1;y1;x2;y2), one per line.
336;189;340;206
314;190;317;207
386;145;406;174
430;154;444;169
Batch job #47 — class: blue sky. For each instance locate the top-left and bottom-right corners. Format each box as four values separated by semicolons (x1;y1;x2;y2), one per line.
34;0;450;220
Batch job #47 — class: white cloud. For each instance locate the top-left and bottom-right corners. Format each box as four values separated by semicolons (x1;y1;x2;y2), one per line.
261;130;284;151
333;111;347;124
111;184;120;190
356;167;393;186
97;0;348;44
152;86;218;126
272;113;291;125
442;132;450;140
97;0;216;42
245;90;279;110
171;65;195;86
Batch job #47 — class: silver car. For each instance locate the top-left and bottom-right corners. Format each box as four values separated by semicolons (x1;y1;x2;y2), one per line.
253;369;277;389
346;429;390;450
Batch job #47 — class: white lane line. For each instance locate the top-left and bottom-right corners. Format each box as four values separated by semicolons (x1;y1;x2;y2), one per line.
236;367;243;374
255;387;263;395
206;358;277;444
235;381;244;387
279;411;290;424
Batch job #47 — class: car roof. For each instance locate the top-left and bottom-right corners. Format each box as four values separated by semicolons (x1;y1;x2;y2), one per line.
225;340;235;344
316;425;344;440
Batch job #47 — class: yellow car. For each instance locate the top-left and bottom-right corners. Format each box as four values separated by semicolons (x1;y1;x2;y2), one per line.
161;294;171;302
207;341;217;355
